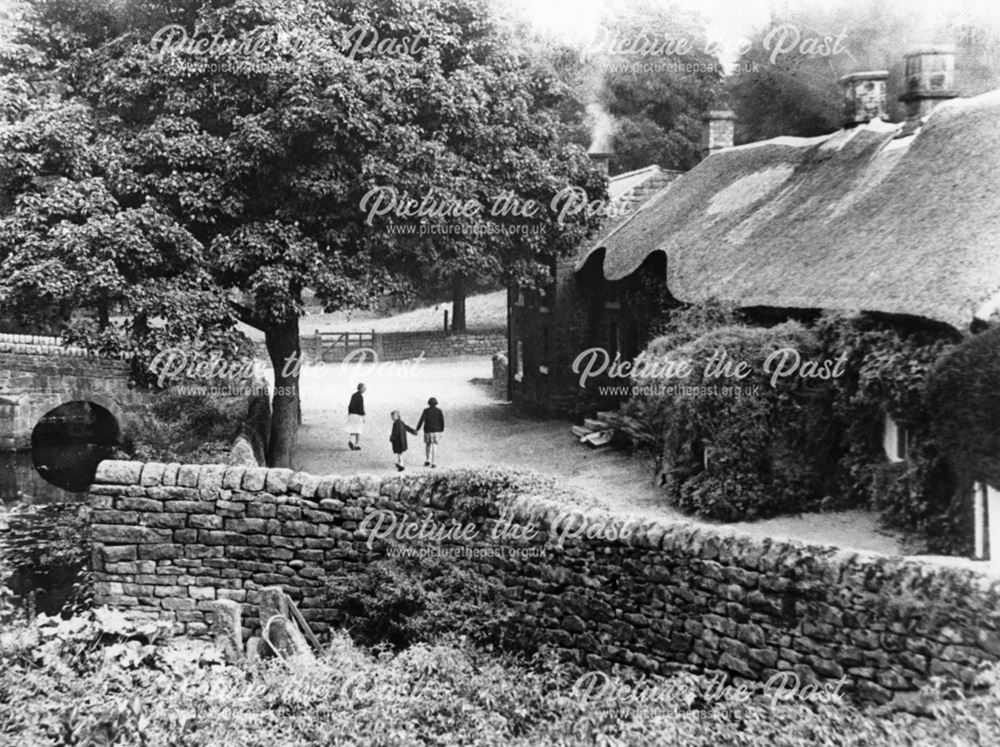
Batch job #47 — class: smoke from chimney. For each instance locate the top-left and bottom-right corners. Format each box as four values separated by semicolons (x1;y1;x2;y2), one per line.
586;102;614;174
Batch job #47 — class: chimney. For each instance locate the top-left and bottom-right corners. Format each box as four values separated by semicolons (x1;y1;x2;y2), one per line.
899;47;959;125
588;147;613;175
700;108;735;158
839;71;889;127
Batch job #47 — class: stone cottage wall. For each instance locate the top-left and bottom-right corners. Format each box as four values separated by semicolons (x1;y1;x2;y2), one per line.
89;460;1000;704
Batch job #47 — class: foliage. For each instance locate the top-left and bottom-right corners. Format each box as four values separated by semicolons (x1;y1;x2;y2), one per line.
726;0;1000;142
125;391;247;464
815;314;962;553
926;324;1000;488
624;321;836;521
0;0;604;466
3;612;1000;745
0;501;92;616
329;555;518;652
589;1;723;173
622;307;964;550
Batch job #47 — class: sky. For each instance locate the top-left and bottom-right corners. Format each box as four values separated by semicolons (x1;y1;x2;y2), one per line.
502;0;1000;59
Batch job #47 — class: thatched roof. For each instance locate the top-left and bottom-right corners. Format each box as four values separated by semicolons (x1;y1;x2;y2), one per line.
576;90;1000;330
574;166;683;260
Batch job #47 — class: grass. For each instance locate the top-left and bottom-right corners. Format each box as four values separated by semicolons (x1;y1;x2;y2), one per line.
238;290;507;342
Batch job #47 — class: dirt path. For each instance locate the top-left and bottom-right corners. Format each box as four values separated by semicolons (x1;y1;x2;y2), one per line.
291;355;903;555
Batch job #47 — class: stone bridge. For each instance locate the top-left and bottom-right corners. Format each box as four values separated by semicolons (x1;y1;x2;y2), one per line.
0;334;150;450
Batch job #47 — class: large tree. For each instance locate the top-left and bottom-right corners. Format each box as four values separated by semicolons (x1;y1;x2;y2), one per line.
0;0;602;465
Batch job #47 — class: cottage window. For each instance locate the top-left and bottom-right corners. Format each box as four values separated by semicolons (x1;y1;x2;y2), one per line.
883;413;909;463
514;341;524;382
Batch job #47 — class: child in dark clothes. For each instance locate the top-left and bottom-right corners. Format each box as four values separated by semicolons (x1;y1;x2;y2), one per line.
389;410;418;471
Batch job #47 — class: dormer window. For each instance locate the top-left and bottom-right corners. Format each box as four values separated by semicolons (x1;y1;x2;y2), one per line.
883;413;909;463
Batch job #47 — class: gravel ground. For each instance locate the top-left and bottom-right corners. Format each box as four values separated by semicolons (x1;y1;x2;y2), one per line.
289;355;903;555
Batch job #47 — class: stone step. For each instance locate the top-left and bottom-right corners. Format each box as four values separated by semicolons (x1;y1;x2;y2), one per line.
584;418;610;432
570;425;593;440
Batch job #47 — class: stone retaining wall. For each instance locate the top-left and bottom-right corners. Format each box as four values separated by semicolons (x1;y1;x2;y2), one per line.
89;461;1000;704
378;330;506;361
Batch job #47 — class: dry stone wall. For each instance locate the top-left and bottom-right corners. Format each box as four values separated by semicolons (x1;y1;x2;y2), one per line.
89;460;1000;704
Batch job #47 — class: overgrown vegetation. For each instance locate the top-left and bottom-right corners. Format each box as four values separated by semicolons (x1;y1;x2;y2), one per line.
0;502;92;617
620;303;971;552
2;611;1000;746
125;391;247;464
926;324;1000;488
329;556;518;652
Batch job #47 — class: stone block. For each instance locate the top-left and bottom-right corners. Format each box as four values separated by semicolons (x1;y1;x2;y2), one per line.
117;497;163;512
190;514;223;530
140;462;167;487
161;463;181;487
247;502;276;518
92;525;172;545
176;465;201;488
141;512;187;529
95;460;144;485
265;468;293;493
222;467;246;490
137;544;183;561
225;518;267;533
242;467;268;491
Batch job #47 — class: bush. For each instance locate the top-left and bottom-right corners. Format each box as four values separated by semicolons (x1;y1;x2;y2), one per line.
127;392;246;463
621;307;968;550
926;324;1000;487
624;321;837;521
817;314;963;553
328;555;519;652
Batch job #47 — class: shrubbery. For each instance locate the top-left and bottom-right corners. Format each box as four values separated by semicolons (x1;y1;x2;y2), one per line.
3;612;1000;746
328;555;518;651
126;391;247;463
624;320;837;522
817;315;964;553
621;305;971;551
926;324;1000;488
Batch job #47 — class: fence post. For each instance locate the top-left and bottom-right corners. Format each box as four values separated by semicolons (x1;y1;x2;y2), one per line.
974;482;986;560
443;310;449;335
373;331;384;359
313;330;321;363
988;484;1000;570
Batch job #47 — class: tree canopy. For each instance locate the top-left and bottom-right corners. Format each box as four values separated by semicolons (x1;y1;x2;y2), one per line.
0;0;604;465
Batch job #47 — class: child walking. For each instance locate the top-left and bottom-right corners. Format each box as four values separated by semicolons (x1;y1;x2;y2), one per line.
415;397;444;468
389;410;418;471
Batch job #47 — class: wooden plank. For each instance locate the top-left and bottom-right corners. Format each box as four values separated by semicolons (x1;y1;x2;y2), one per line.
287;595;322;652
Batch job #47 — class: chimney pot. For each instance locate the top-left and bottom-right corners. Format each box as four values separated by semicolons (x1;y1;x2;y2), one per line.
899;47;959;125
700;109;735;158
588;148;613;175
839;71;889;126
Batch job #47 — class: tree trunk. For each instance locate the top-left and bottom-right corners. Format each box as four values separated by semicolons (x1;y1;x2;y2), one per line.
451;275;467;334
265;317;300;468
97;298;109;330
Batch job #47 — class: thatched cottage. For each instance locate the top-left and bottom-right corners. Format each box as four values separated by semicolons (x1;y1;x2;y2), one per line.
509;49;1000;428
